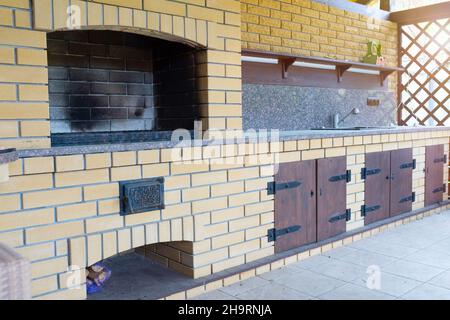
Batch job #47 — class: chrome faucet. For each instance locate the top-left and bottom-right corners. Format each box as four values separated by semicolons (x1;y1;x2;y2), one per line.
333;108;361;128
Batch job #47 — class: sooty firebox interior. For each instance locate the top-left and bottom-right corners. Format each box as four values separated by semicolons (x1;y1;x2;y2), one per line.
47;30;199;146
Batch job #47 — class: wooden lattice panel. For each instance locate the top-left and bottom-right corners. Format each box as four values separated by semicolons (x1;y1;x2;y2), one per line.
399;18;450;126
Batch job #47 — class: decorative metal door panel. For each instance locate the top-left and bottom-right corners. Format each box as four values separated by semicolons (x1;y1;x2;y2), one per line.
119;178;165;216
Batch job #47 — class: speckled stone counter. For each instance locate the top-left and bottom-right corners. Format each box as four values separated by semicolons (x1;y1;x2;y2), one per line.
0;149;18;164
243;84;396;130
17;126;450;158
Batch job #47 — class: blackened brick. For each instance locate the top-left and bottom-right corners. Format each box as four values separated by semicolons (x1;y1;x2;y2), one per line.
48;53;89;68
71;121;110;132
67;83;90;94
109;96;145;108
69;42;107;56
69;69;109;81
51;107;91;120
126;58;152;72
144;72;153;84
90;56;125;70
90;83;126;95
70;96;109;108
49;94;69;107
145;96;155;108
109;46;150;59
48;67;68;80
47;39;68;54
49;82;66;94
89;30;125;45
127;84;153;95
109;70;144;83
128;107;155;119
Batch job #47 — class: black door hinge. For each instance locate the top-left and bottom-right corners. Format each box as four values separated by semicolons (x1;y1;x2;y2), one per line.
361;204;381;217
328;209;352;223
361;168;381;180
400;192;416;203
434;155;447;164
329;170;352;183
433;184;446;194
267;180;301;195
268;225;301;242
400;159;416;170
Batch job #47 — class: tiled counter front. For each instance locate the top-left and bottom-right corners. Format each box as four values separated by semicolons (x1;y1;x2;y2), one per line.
0;128;448;300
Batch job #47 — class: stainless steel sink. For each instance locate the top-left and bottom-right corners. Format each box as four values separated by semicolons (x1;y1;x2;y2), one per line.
310;126;397;131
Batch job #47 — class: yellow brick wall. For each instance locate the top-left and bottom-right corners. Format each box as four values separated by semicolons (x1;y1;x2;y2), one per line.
0;1;50;149
0;0;242;150
34;0;242;132
1;129;449;299
0;0;402;149
241;0;398;91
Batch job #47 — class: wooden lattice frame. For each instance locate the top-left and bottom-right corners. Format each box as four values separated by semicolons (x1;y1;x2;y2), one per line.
398;18;450;126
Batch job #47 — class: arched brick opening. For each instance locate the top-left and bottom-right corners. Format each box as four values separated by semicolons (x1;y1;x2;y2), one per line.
46;28;204;145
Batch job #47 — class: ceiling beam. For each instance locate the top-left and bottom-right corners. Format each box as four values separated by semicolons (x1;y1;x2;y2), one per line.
389;2;450;25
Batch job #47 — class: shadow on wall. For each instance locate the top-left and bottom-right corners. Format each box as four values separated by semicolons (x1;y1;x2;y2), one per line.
243;84;397;130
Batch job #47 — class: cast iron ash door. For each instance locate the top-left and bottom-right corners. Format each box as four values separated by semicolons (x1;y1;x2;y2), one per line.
317;156;348;242
363;152;391;225
390;149;414;217
425;145;446;206
273;160;317;253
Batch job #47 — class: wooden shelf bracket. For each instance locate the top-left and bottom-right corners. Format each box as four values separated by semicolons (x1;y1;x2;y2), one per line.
380;70;395;86
336;64;352;83
279;58;296;79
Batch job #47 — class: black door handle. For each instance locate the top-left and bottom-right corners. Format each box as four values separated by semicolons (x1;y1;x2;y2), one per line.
310;190;314;197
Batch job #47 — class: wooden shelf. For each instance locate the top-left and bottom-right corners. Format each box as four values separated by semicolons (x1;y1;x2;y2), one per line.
242;49;404;86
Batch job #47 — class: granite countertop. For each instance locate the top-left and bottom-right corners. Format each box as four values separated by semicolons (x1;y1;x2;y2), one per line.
0;148;18;165
17;126;450;158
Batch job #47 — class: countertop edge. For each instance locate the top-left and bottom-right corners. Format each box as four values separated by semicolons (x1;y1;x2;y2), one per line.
17;126;450;158
0;149;18;165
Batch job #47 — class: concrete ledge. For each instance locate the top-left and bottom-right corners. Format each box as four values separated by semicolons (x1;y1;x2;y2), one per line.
0;148;17;183
0;148;17;165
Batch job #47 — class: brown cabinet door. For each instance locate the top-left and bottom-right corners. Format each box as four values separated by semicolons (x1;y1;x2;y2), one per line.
425;145;445;206
390;149;413;217
274;160;317;253
317;156;347;241
364;152;391;225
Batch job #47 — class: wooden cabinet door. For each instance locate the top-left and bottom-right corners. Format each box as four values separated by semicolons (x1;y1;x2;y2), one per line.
425;145;445;206
390;149;413;217
364;152;391;225
273;160;317;253
317;156;347;241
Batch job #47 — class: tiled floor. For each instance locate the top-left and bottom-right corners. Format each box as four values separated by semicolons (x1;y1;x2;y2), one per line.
193;210;450;300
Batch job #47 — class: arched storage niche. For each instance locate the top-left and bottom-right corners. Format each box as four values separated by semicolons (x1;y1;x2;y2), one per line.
73;240;197;300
